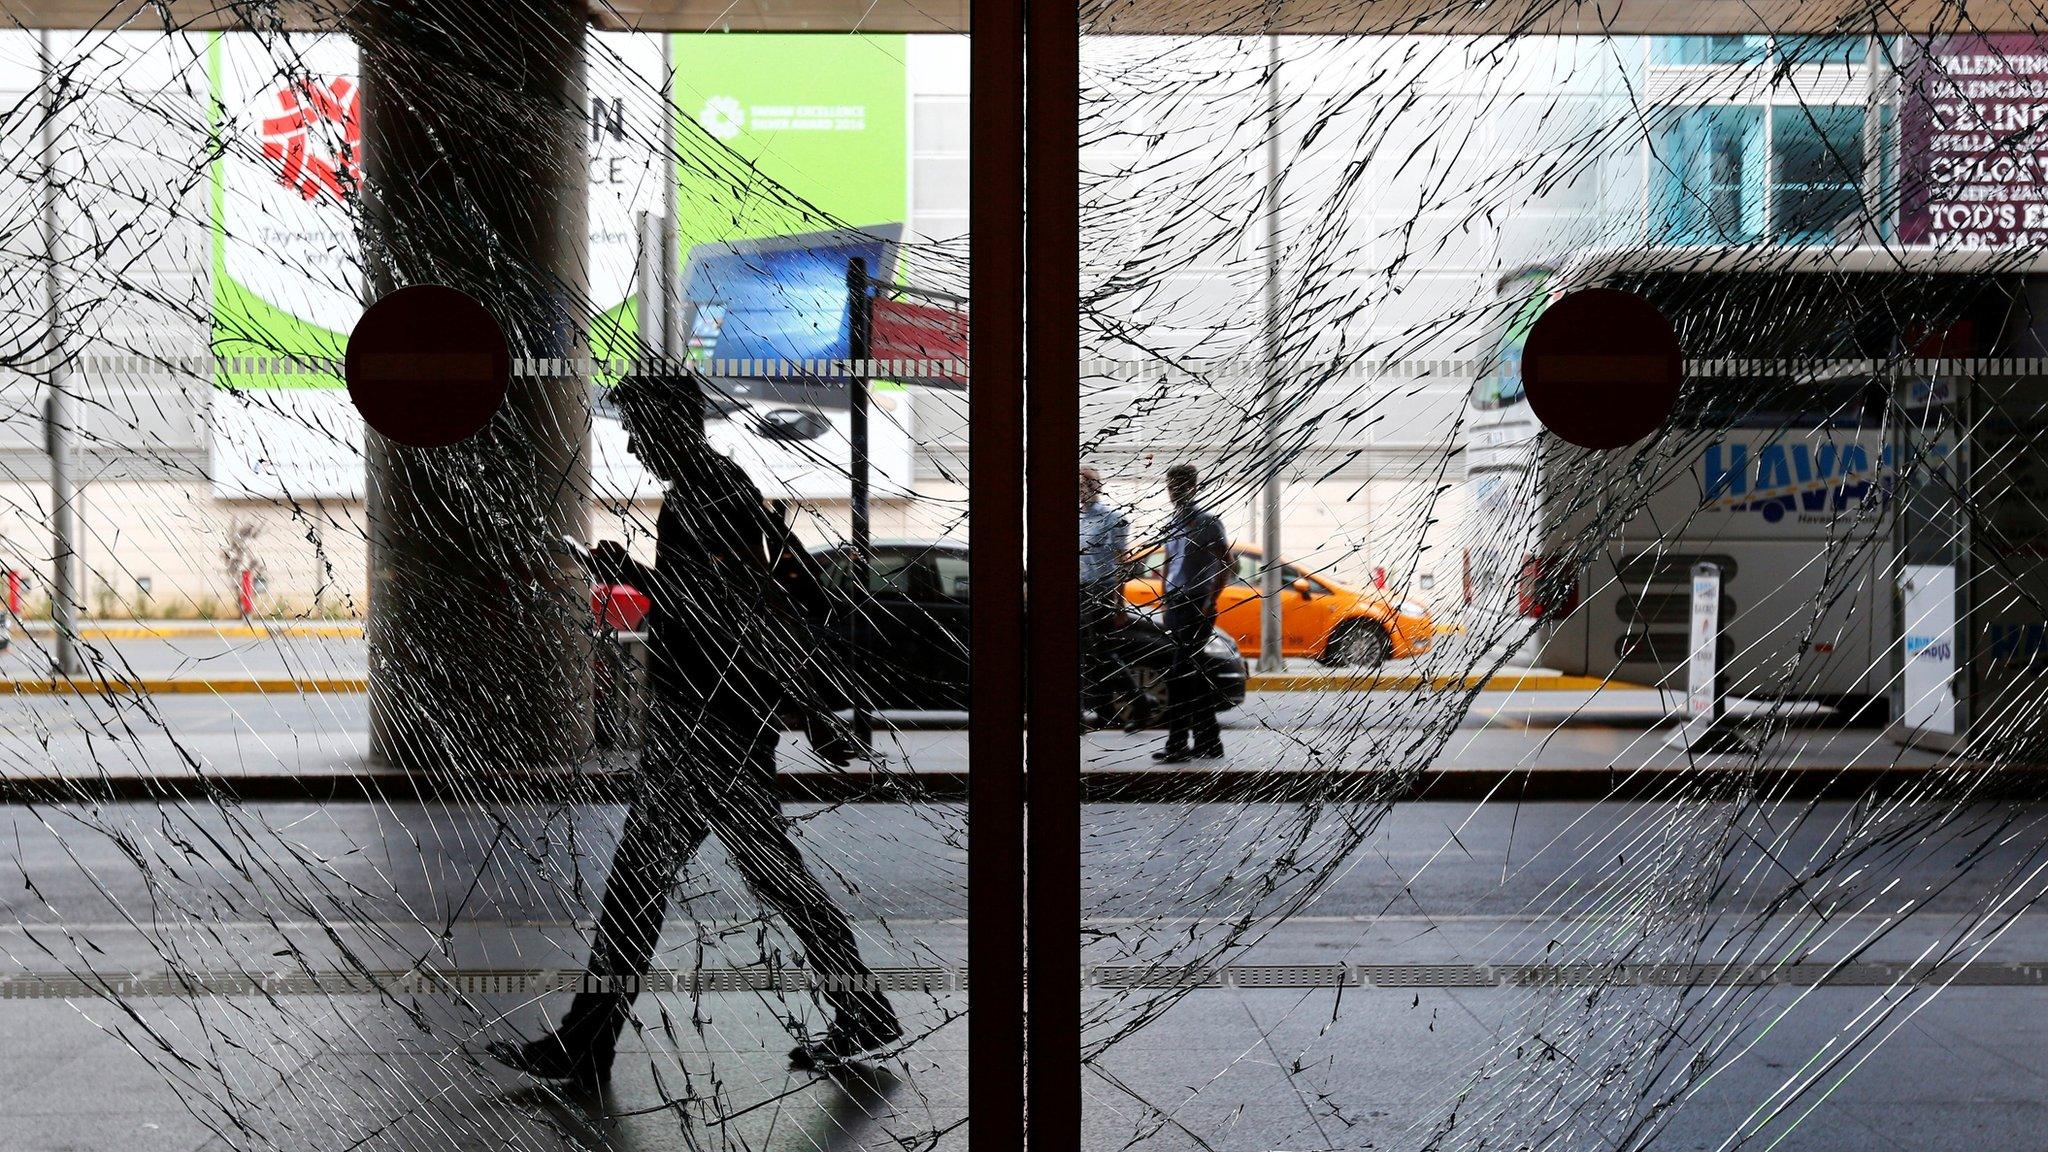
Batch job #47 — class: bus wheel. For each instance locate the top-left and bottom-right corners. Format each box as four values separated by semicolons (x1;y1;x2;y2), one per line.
1320;621;1391;668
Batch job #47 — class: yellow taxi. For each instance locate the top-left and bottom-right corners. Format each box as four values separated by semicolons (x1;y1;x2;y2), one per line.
1123;546;1435;666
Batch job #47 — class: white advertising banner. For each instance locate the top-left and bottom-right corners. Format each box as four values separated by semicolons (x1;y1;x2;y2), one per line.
218;34;362;342
1900;564;1958;735
211;390;365;500
584;34;669;335
208;33;912;505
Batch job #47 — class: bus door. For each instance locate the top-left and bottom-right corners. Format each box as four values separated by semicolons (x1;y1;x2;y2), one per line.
1958;371;2048;755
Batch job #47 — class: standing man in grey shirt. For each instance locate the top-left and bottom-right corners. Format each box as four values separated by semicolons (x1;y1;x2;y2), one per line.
1156;463;1231;762
1078;467;1129;726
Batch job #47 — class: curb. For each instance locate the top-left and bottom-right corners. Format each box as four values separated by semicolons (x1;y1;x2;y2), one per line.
1;677;366;696
16;624;363;640
0;765;2029;805
1246;673;1648;693
4;673;1647;697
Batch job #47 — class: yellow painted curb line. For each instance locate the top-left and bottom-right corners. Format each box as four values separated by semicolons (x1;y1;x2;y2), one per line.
18;624;363;640
2;677;367;696
7;672;1646;697
1247;673;1651;693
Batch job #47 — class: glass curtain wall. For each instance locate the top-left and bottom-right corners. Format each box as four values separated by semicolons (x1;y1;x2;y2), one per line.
0;17;976;1150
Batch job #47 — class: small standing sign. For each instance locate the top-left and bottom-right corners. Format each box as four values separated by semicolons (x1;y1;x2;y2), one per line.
1670;560;1752;753
1686;562;1721;723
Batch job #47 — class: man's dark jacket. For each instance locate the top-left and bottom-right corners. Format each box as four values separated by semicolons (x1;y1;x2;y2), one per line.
598;448;840;741
1163;505;1231;628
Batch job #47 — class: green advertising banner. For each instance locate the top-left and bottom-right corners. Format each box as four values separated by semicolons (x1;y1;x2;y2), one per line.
209;31;358;393
670;33;907;256
662;35;916;503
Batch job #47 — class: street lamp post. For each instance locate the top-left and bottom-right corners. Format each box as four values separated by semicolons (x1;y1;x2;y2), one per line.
661;45;681;363
40;30;81;678
1861;31;1884;243
1257;34;1286;674
846;257;874;749
637;210;662;362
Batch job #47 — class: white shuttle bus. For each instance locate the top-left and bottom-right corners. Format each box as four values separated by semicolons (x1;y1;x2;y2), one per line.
1462;251;1899;720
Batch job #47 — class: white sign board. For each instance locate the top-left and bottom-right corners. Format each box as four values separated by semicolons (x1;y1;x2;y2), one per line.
1900;563;1958;734
1686;563;1721;719
591;392;916;503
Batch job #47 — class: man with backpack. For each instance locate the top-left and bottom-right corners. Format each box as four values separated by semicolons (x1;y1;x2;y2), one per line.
1153;463;1232;762
489;373;899;1089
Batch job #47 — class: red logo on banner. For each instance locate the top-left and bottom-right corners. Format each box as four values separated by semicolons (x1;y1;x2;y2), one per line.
259;77;361;203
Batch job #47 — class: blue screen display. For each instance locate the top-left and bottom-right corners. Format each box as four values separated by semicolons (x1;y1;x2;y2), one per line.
682;228;899;379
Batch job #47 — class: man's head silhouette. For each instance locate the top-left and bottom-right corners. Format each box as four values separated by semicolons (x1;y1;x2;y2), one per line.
611;372;708;487
1166;463;1199;511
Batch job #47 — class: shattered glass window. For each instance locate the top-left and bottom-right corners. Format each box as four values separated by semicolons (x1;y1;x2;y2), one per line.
4;3;2048;1151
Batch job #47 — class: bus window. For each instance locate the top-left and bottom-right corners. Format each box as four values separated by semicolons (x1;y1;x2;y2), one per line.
1472;367;1526;412
1682;378;1879;431
1472;272;1550;412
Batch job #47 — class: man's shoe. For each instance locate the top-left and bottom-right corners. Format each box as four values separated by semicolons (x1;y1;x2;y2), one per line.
789;1008;905;1070
1152;746;1195;764
486;1033;615;1091
1194;743;1225;759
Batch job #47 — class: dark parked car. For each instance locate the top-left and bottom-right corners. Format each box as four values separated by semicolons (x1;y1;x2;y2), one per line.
812;540;1248;726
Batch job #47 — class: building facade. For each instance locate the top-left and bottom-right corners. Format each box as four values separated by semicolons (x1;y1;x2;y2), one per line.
0;31;1901;619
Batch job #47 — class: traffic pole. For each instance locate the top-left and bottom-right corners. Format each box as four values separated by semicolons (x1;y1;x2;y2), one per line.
660;211;679;363
846;257;874;751
1256;33;1286;674
40;30;80;678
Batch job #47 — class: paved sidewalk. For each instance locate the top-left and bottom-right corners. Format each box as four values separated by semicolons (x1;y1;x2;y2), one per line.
0;627;1638;694
0;628;1994;802
0;687;1984;804
1;799;2045;1151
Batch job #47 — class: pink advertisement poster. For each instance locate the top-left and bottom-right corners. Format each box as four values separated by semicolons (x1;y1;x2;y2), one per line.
1900;34;2048;247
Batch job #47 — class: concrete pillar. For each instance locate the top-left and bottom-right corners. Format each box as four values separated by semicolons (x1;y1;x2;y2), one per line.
352;0;592;772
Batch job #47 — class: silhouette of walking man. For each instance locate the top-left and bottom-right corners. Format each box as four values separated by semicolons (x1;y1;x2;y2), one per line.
491;373;900;1088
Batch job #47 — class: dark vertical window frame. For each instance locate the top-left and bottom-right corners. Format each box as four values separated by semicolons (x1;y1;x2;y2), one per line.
1025;0;1082;1148
970;2;1028;1150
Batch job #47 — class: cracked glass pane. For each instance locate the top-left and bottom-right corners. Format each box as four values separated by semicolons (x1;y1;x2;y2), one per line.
3;3;2048;1151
